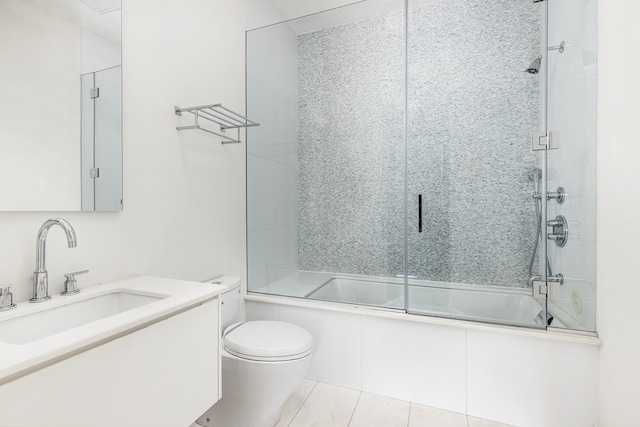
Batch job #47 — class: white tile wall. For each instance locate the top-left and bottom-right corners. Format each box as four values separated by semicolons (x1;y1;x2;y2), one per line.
466;329;599;427
245;300;280;321
279;305;363;390
361;316;466;414
247;154;279;232
246;300;600;426
247;229;279;287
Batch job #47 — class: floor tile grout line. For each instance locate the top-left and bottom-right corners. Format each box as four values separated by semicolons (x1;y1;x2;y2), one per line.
286;380;319;427
346;390;363;427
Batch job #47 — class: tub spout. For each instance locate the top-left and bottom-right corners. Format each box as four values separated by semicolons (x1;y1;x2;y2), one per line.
529;274;564;286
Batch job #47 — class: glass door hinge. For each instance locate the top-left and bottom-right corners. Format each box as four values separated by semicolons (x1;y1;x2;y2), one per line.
90;168;100;178
532;131;560;151
90;88;100;99
532;280;548;298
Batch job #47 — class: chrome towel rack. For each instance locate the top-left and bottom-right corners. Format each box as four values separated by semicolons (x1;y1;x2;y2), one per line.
175;104;259;144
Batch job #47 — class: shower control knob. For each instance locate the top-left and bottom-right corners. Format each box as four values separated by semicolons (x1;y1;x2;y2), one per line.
547;218;563;227
547;215;568;247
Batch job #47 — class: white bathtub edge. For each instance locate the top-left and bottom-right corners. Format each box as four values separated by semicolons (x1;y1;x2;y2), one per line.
244;293;601;346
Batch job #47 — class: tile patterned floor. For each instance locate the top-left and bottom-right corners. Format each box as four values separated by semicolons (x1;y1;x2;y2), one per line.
275;380;516;427
190;380;516;427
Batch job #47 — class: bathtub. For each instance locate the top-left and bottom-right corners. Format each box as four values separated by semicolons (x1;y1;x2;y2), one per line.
305;277;548;328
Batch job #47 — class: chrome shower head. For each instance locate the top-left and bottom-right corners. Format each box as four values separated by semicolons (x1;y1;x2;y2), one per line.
525;55;542;74
528;168;542;195
528;168;542;181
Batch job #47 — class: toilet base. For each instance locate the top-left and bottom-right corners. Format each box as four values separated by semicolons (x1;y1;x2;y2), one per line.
196;351;311;427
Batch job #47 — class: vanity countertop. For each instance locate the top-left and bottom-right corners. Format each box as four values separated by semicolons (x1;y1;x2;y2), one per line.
0;276;226;384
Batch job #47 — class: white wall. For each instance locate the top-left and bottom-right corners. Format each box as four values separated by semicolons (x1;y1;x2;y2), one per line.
0;0;81;210
247;0;358;30
597;0;640;425
0;0;247;304
82;27;121;73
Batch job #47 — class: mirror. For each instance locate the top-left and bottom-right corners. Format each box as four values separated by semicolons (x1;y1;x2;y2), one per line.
0;0;122;211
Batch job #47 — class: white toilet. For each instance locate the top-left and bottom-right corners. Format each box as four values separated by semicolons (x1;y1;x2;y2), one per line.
195;277;313;427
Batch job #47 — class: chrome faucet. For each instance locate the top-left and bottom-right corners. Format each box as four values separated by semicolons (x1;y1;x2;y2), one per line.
31;218;77;303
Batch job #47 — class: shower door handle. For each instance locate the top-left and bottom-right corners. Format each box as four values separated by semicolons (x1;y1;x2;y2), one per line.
418;194;423;233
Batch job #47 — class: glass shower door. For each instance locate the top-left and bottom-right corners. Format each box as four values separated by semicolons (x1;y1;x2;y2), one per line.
93;66;122;211
246;1;407;309
405;0;547;327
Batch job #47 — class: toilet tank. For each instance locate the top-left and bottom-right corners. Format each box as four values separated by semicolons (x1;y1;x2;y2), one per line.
206;276;241;331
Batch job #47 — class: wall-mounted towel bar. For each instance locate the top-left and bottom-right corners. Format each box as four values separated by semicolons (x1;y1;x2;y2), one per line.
175;104;259;144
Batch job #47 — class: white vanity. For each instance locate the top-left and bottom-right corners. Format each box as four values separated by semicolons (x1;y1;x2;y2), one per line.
0;276;225;427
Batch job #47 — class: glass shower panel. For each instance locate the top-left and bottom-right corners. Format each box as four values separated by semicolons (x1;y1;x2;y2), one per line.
93;66;122;211
246;18;301;296
405;0;545;327
245;0;597;332
246;1;407;308
81;73;95;210
545;0;598;332
81;66;122;211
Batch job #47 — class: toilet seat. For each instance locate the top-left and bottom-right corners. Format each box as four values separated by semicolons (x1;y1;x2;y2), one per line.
223;321;313;362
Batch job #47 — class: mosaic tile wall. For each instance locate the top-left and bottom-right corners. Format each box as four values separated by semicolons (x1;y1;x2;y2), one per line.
298;0;540;287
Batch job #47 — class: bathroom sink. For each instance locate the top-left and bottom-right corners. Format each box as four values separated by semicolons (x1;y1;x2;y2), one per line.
0;291;164;345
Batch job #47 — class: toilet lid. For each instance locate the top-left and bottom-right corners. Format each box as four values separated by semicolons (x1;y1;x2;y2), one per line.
223;321;313;362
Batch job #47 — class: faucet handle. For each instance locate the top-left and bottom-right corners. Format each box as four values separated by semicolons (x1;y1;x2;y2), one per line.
0;284;17;311
61;270;89;296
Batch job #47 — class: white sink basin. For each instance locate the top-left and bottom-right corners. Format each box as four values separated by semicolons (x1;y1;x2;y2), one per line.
0;291;164;345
